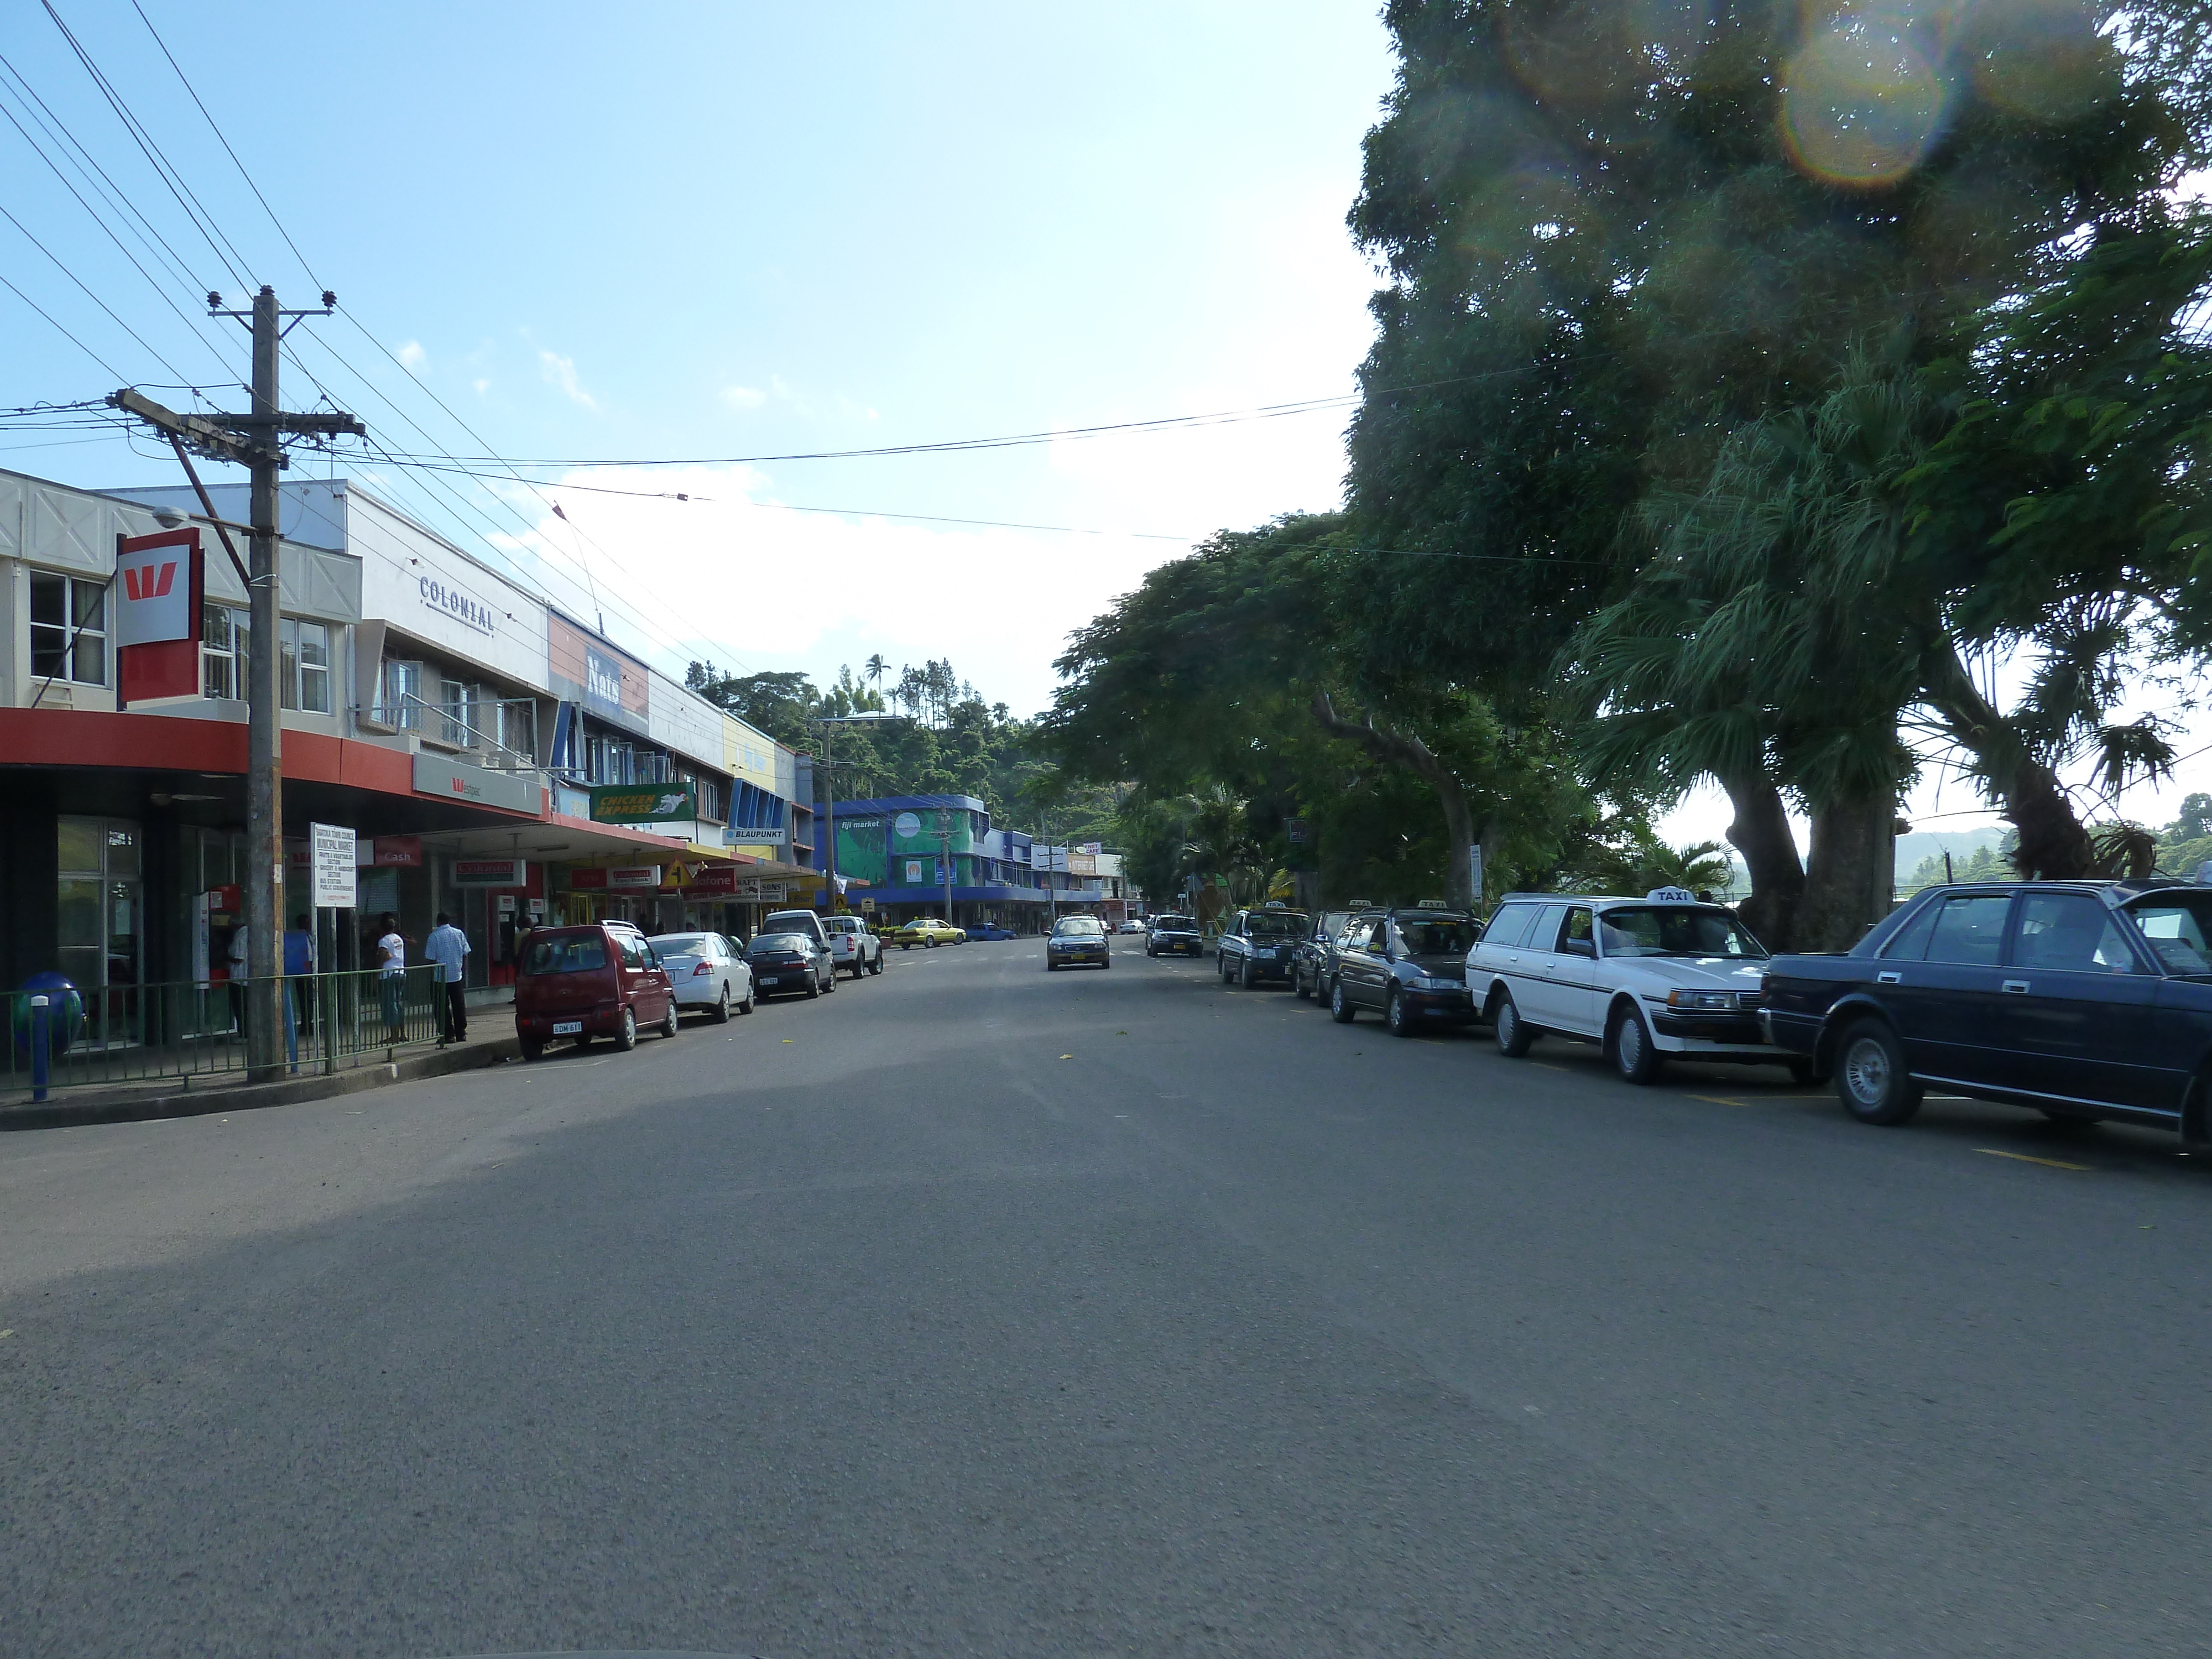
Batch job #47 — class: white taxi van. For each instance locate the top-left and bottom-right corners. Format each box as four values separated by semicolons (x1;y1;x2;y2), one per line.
1467;888;1807;1084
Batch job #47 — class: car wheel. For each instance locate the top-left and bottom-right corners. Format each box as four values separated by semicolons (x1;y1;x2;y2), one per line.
519;1037;543;1062
1787;1056;1815;1086
1386;987;1415;1037
660;1000;680;1040
1330;979;1356;1024
805;971;822;999
1294;969;1311;1000
614;1008;637;1051
901;942;911;951
1609;1002;1662;1084
712;987;731;1024
1102;956;1111;969
737;987;755;1014
825;964;838;993
926;937;937;948
869;954;883;975
1240;958;1258;989
1494;992;1532;1057
1835;1018;1922;1126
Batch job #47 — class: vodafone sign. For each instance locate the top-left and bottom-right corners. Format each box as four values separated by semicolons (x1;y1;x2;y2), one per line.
114;528;203;706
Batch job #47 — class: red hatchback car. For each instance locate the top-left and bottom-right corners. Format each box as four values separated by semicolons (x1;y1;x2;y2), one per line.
514;921;678;1061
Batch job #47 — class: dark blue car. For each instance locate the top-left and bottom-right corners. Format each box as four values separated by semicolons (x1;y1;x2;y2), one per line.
1761;879;2212;1142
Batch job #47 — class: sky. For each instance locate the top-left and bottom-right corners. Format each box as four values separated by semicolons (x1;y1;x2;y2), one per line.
2;2;2206;860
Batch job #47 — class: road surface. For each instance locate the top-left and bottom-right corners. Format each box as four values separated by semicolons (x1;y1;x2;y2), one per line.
4;941;2210;1657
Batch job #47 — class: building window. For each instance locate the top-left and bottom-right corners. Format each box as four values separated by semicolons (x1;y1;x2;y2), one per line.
202;603;246;700
379;659;424;729
278;618;331;713
440;677;474;747
497;699;536;762
32;573;108;686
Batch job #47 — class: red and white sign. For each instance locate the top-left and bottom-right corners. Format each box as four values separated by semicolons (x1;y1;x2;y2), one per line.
453;858;527;887
607;866;662;890
114;528;202;706
667;865;739;895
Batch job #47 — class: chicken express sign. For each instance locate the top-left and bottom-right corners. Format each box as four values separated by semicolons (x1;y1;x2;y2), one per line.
588;784;696;824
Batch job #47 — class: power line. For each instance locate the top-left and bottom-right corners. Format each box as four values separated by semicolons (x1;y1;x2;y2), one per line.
0;265;124;379
0;199;197;383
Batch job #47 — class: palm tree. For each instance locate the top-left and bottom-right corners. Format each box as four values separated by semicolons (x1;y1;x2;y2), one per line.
864;654;888;693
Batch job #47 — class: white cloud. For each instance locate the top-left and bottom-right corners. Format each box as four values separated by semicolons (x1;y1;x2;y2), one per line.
720;384;768;410
397;340;426;369
536;347;599;411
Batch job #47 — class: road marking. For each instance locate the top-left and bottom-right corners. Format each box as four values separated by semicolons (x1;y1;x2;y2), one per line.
1688;1094;1750;1107
1530;1062;1567;1072
1976;1148;2094;1172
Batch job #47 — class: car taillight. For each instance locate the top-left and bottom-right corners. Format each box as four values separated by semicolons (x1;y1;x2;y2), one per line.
693;961;713;976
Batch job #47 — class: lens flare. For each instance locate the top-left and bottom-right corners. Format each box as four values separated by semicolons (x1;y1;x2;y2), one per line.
1958;0;2117;122
1780;17;1950;188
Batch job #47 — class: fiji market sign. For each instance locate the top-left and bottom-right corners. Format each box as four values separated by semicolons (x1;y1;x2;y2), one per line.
589;783;696;824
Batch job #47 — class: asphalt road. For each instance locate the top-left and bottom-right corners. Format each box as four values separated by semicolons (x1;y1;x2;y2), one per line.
5;940;2212;1658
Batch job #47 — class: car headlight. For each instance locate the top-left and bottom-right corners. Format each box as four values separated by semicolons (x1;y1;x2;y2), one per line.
1662;988;1742;1011
1411;975;1462;992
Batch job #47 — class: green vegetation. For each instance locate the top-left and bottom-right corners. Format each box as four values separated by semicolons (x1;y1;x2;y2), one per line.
1042;0;2212;948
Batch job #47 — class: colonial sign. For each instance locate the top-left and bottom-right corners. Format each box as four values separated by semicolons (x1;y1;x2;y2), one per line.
417;571;497;637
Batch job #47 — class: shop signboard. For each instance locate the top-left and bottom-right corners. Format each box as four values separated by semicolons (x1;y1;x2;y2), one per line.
893;811;922;840
354;835;424;868
904;859;925;885
309;822;357;909
607;866;662;890
731;878;790;902
832;815;888;885
453;858;526;887
547;613;650;735
673;865;740;896
589;783;696;823
568;868;607;890
114;527;204;705
727;823;791;846
413;753;537;815
1068;849;1097;877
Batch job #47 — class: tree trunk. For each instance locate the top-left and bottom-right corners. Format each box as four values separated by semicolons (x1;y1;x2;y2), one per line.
1310;693;1476;910
1719;769;1806;952
1919;644;2096;879
1797;795;1896;952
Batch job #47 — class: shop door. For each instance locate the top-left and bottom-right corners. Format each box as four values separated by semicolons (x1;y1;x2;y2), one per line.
58;816;142;1039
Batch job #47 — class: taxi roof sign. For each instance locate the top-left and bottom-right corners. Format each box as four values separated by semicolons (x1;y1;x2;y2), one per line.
1417;898;1449;909
1646;886;1698;902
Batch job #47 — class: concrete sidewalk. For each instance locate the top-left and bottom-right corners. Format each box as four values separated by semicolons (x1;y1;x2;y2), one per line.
0;1027;523;1131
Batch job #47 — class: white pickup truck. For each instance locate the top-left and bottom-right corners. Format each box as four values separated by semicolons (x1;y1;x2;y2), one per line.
820;914;884;979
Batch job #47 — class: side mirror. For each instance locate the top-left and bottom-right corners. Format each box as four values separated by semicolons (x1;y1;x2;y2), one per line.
1563;937;1595;958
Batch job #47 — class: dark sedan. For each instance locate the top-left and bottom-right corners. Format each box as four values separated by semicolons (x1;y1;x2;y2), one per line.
1144;914;1203;957
1046;916;1112;970
742;930;836;999
1763;879;2212;1141
1329;909;1481;1036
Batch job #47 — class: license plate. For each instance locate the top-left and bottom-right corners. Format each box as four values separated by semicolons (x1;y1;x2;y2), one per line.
552;1020;582;1035
758;976;780;986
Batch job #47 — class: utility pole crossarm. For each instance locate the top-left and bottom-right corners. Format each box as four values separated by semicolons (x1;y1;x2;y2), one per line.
107;388;259;468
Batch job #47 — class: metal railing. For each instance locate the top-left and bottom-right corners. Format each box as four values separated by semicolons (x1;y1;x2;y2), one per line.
2;966;452;1103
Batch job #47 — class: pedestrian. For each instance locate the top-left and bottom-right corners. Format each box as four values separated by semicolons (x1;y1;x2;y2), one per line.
375;912;409;1041
226;920;251;1039
284;913;317;1035
425;911;471;1042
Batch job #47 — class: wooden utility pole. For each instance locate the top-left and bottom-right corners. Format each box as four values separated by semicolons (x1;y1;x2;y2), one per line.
109;286;362;1081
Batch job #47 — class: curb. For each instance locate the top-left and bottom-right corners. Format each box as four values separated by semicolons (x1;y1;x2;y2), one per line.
0;1036;523;1131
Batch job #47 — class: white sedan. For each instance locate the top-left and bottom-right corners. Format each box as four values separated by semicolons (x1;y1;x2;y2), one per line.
648;932;755;1021
1467;889;1799;1084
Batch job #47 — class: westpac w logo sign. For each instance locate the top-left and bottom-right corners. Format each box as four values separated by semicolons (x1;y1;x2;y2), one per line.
122;561;178;602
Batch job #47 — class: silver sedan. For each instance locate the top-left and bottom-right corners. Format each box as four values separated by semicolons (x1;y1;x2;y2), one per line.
647;932;755;1021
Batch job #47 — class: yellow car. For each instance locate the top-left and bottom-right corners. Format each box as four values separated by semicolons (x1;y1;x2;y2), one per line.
894;917;967;949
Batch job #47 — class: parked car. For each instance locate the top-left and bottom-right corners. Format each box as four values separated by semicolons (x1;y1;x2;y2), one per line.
646;931;755;1021
1762;878;2212;1138
1046;914;1112;969
515;921;679;1060
1328;906;1480;1035
1470;889;1785;1081
820;914;884;978
1144;912;1203;958
967;921;1018;940
894;917;967;948
1216;904;1312;989
743;927;837;999
1291;909;1361;1000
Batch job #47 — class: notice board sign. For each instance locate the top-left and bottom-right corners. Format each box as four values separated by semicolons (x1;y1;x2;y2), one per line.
309;822;357;910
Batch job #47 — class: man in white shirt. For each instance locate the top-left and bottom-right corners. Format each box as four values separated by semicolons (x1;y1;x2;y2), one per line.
424;911;471;1041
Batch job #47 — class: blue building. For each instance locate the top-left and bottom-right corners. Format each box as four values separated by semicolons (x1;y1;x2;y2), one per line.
817;793;1106;928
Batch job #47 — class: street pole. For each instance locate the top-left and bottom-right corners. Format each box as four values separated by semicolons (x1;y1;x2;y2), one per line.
107;288;361;1083
936;808;955;925
245;287;284;1081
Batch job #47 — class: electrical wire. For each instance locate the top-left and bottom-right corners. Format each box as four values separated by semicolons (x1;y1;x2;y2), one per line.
0;199;197;384
0;266;124;379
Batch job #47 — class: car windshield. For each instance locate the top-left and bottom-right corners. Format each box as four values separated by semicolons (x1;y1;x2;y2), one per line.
1397;919;1475;954
649;933;709;956
748;933;811;954
1597;906;1766;959
1246;912;1307;938
1155;916;1196;931
522;935;607;974
2127;893;2212;973
1055;919;1103;936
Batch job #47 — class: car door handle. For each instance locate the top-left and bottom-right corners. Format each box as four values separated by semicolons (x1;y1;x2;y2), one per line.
2001;980;2030;994
1876;972;1901;984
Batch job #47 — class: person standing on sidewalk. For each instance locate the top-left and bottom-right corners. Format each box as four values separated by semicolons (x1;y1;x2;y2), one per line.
284;914;317;1035
425;912;471;1042
227;921;251;1040
376;914;409;1041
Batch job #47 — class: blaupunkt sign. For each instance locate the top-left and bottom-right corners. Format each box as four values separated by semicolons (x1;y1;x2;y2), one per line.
590;784;696;824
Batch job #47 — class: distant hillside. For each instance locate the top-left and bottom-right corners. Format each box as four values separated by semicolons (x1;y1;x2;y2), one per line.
1895;825;2008;885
